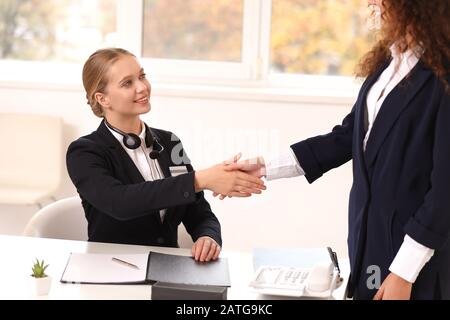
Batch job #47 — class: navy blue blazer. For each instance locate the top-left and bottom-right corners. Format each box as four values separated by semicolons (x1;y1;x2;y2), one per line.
291;61;450;299
66;121;222;248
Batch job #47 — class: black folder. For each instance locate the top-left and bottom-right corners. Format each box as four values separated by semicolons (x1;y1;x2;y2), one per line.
151;282;228;300
61;251;231;287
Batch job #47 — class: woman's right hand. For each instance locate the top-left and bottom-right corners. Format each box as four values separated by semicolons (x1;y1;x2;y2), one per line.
213;156;267;199
230;156;266;178
194;163;266;197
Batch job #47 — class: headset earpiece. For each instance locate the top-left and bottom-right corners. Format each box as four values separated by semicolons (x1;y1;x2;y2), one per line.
149;150;159;159
122;133;141;149
105;119;141;149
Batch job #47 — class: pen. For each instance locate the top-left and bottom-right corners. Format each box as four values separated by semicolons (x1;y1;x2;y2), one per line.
112;257;140;270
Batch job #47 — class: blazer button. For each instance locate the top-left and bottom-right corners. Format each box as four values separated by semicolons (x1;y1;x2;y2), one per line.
157;237;165;244
184;191;190;198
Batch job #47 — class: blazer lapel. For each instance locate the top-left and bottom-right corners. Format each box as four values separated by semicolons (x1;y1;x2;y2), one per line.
353;62;390;185
97;120;145;183
364;61;433;167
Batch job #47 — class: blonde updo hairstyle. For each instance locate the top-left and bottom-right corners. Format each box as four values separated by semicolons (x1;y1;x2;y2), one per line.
82;48;135;117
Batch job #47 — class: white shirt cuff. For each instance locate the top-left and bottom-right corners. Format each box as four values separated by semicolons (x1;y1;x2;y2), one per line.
389;234;434;283
263;149;305;181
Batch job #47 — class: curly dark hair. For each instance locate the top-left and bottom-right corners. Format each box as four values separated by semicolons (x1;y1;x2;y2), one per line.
356;0;450;91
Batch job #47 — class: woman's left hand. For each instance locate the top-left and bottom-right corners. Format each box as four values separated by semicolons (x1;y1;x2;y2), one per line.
373;272;412;300
191;236;221;262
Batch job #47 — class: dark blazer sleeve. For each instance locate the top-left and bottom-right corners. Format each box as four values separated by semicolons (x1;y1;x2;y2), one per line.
182;173;222;246
166;136;222;246
290;104;355;183
66;138;198;221
405;88;450;250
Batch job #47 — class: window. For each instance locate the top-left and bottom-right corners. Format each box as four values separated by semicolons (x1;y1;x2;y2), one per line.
1;0;375;97
0;0;116;63
142;0;243;62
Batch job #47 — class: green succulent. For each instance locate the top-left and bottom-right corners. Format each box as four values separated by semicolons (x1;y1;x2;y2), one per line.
31;258;49;278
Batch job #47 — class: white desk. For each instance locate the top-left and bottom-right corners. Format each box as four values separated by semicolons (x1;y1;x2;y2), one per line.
0;235;349;300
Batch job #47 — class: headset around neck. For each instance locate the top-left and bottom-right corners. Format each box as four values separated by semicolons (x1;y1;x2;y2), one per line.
104;119;164;159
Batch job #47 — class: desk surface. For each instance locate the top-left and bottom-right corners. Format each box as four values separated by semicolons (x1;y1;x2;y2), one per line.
0;235;349;300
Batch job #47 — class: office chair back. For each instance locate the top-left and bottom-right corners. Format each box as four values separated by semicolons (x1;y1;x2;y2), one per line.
23;196;194;249
0;113;63;205
23;195;194;246
178;223;194;249
23;196;88;241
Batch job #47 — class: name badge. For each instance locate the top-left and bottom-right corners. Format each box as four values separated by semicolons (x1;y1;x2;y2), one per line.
169;165;188;177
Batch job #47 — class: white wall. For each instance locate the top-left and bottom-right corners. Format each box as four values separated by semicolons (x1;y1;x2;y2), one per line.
0;84;354;257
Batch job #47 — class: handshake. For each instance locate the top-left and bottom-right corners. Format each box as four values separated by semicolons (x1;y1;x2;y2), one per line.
194;153;266;199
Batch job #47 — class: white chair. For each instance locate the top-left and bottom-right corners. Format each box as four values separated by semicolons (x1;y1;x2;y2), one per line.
0;113;63;208
23;196;88;241
177;223;194;249
23;195;194;246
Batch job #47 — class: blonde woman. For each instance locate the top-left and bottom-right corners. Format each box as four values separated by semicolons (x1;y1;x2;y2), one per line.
67;48;265;262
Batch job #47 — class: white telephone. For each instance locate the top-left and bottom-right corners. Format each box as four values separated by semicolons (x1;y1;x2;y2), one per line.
249;261;339;298
306;261;334;292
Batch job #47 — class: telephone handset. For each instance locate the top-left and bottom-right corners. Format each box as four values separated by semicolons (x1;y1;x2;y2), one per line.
305;261;334;292
249;261;338;298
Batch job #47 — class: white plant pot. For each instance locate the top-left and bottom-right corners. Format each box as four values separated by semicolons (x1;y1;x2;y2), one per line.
32;276;52;296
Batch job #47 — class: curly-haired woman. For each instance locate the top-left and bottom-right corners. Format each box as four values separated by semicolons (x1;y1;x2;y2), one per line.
233;0;450;299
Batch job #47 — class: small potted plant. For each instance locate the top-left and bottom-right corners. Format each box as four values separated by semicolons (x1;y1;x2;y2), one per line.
31;258;51;296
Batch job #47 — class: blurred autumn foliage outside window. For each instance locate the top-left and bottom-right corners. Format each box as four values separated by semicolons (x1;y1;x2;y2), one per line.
271;0;373;76
1;0;374;77
0;0;115;62
143;0;243;62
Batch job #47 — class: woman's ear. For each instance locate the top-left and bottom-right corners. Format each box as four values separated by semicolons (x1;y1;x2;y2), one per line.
94;92;110;109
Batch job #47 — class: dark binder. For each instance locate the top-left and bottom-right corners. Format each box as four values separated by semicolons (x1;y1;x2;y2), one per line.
61;251;231;287
151;282;228;300
146;252;230;287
